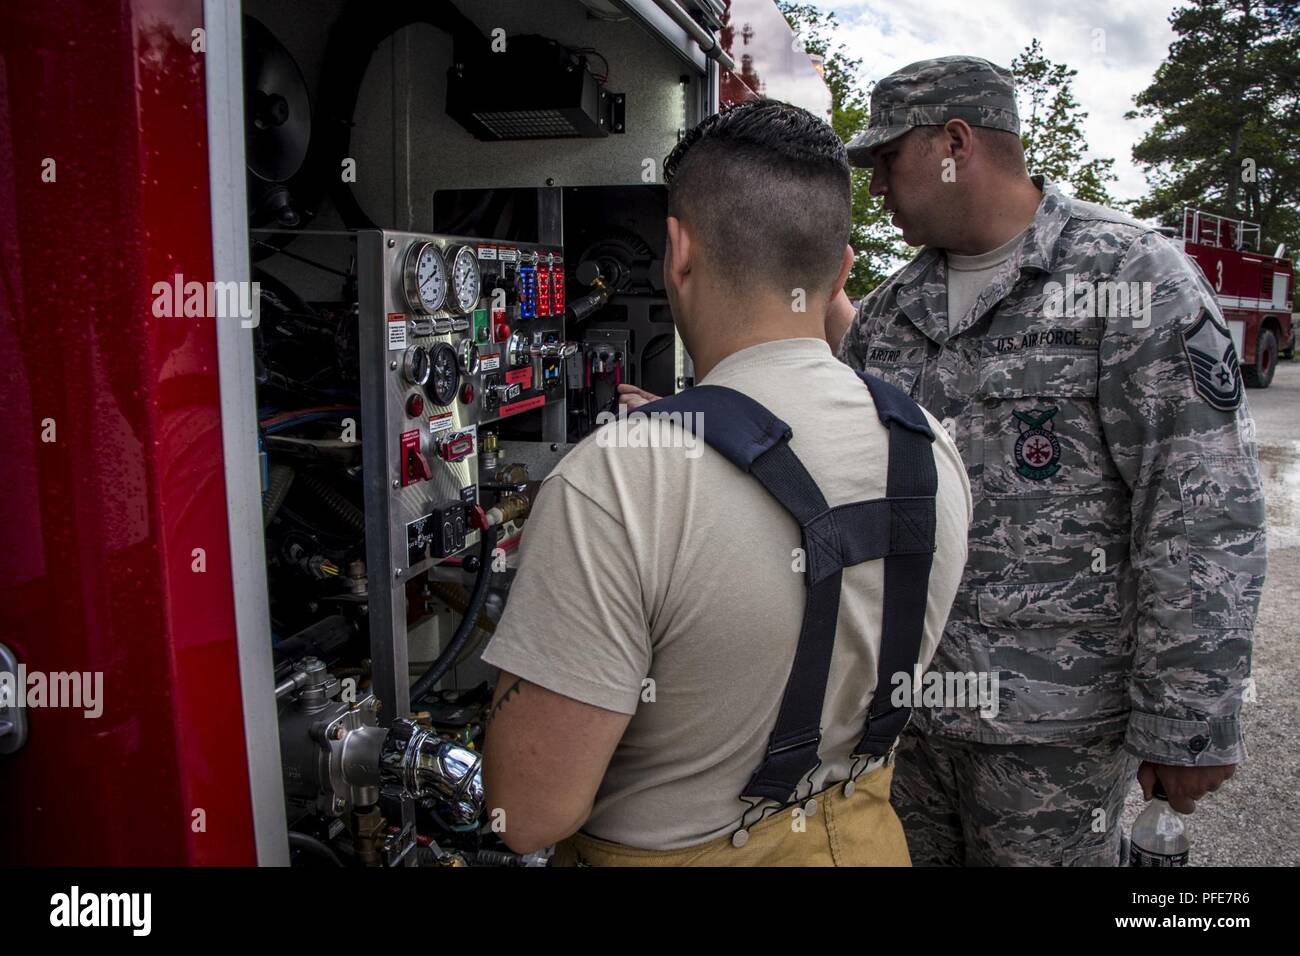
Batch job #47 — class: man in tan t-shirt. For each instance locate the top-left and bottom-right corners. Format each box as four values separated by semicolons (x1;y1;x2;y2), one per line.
480;99;971;864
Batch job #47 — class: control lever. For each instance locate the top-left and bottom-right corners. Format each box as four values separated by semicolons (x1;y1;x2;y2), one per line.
479;480;528;494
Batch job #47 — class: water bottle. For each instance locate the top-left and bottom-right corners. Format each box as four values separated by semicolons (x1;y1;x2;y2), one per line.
1129;780;1189;866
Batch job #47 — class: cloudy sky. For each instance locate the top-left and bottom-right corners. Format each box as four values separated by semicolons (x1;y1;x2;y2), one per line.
808;0;1182;205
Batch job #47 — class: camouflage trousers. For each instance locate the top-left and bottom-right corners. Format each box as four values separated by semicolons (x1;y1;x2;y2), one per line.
891;723;1137;866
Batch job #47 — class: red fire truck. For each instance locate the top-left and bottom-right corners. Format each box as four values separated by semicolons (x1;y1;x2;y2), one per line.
1175;208;1295;388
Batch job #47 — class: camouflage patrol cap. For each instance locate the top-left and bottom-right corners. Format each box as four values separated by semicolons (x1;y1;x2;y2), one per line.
846;55;1019;166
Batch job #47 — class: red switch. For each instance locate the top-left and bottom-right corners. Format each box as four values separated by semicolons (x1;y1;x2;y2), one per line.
437;431;475;463
400;429;431;486
537;265;552;317
552;261;565;314
469;504;489;531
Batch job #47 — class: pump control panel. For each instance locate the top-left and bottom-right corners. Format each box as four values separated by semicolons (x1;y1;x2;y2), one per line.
359;230;570;584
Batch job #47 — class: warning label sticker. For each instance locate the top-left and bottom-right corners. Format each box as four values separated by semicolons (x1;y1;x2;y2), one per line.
500;394;545;418
387;314;408;351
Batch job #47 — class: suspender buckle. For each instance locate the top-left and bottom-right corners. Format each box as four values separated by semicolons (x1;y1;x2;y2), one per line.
768;730;821;756
740;730;824;805
853;707;912;759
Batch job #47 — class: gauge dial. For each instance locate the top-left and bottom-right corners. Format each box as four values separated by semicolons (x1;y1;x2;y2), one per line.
403;345;430;386
403;241;448;314
458;339;480;375
447;245;481;314
426;343;460;406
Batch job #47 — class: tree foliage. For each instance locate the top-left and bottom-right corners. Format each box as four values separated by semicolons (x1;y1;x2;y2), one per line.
1011;39;1118;205
1127;0;1300;259
778;3;902;297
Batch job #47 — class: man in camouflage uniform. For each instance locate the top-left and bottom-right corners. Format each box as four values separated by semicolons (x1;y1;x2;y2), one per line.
837;56;1266;865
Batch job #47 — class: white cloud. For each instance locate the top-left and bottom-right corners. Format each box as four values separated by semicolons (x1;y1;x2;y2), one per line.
806;0;1180;205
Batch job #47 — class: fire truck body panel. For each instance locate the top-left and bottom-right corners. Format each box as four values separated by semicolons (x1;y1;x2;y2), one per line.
0;0;261;865
1178;208;1294;386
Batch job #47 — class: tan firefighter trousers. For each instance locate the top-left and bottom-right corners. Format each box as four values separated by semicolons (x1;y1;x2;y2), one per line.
552;762;909;867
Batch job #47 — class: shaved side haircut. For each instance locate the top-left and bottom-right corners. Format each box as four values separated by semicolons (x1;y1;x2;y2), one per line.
663;99;851;301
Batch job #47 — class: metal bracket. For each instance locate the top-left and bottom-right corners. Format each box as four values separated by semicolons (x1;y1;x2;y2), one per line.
0;644;29;755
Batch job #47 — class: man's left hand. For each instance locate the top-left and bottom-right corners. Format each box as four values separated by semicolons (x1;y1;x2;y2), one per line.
1137;761;1237;813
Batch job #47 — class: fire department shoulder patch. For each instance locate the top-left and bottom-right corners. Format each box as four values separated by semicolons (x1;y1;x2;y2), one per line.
1013;406;1061;480
1182;310;1242;412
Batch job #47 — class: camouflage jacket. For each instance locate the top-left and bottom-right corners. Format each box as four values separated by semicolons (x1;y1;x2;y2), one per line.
838;177;1265;766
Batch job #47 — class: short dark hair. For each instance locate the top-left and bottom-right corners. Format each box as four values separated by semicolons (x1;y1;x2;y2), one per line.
975;126;1027;172
663;99;851;299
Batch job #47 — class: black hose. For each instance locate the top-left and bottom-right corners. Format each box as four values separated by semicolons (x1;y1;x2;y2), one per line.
288;831;345;867
297;470;366;533
410;525;500;703
263;464;295;527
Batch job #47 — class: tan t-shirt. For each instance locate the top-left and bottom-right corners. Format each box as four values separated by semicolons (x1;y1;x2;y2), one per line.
481;337;972;850
946;226;1029;334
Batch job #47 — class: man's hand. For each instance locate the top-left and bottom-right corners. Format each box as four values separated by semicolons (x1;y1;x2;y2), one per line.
1137;761;1237;814
616;384;659;410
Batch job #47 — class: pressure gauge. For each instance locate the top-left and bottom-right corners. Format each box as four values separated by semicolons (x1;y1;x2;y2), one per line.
446;245;481;314
458;339;480;376
426;343;460;406
403;241;448;314
403;345;431;386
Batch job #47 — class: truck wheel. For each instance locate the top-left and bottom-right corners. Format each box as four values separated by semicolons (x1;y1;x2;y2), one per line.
1244;329;1278;388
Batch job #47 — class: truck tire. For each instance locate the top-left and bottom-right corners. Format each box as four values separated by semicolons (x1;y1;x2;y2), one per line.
1244;328;1278;388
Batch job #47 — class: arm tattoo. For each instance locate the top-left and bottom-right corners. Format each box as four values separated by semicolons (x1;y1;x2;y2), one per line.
484;677;523;731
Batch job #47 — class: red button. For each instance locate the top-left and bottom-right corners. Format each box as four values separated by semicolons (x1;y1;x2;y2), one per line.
406;392;425;417
460;383;475;405
493;312;511;343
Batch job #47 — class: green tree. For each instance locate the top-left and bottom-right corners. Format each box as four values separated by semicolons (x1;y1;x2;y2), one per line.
1126;0;1300;259
778;3;902;297
1011;39;1118;205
